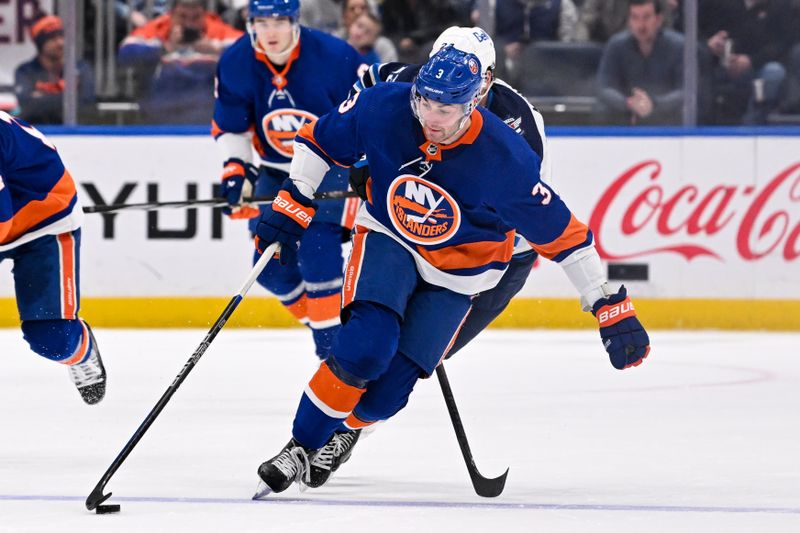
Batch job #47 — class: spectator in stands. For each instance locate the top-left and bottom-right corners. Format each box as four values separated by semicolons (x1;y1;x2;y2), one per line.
339;0;398;62
577;0;676;43
699;0;793;124
300;0;343;34
778;0;800;114
595;0;684;125
346;11;384;63
221;0;250;32
494;0;582;84
116;1;170;28
117;0;242;124
380;0;473;63
13;15;96;125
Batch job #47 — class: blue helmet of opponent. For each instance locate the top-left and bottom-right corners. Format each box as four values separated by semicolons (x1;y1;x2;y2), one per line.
412;45;483;120
249;0;300;20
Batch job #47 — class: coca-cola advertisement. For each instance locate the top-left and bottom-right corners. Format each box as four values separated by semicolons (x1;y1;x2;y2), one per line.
532;136;800;300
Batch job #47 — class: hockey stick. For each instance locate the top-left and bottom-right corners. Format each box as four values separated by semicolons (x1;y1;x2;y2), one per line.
85;242;279;512
82;190;358;214
435;364;509;497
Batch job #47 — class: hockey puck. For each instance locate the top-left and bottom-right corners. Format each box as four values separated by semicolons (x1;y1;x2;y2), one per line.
95;504;121;514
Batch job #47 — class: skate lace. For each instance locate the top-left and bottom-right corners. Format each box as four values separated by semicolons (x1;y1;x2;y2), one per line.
274;446;311;485
68;351;103;388
310;432;356;472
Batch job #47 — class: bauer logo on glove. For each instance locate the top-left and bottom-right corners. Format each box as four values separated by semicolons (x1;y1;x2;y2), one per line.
591;285;651;370
254;179;317;265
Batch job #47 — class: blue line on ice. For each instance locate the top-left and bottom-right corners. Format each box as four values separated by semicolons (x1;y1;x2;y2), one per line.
2;495;799;515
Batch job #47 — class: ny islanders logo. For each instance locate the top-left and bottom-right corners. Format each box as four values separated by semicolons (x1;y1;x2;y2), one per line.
387;175;461;245
261;109;318;158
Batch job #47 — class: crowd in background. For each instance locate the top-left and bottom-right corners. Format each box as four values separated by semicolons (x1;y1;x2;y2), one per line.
10;0;800;126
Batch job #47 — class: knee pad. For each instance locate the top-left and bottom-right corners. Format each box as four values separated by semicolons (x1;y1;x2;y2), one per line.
331;301;400;381
353;351;422;422
21;319;85;362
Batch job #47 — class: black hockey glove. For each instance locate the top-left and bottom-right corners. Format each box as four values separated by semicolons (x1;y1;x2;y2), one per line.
349;158;371;201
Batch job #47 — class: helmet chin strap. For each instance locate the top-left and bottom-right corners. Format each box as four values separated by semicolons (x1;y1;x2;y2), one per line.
249;22;300;65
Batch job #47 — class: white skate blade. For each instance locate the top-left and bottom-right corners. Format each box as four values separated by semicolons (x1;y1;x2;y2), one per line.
252;480;273;500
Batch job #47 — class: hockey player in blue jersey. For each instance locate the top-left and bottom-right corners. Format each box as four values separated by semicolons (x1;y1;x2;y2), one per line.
350;26;548;358
252;46;650;495
212;0;362;359
304;26;550;486
0;111;107;404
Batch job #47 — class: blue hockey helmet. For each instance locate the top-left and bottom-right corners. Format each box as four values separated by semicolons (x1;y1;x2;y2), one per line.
248;0;301;56
412;45;483;117
249;0;300;20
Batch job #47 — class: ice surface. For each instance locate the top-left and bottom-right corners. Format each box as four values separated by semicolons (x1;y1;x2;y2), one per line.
1;328;798;532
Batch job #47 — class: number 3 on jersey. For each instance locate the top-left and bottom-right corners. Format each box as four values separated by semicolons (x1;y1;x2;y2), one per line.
338;92;361;114
531;183;552;205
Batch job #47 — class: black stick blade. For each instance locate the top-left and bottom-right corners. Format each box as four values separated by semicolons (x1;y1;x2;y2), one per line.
471;466;509;498
86;485;112;511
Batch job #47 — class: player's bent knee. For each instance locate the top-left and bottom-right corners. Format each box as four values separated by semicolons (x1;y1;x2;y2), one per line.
21;319;84;361
332;301;400;380
354;394;409;423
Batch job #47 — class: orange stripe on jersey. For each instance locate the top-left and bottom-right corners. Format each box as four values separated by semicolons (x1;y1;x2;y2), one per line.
0;170;77;245
527;214;590;260
284;294;308;321
365;177;373;204
341;197;359;229
308;362;365;415
307;293;342;323
342;231;367;308
62;321;89;365
254;43;301;91
419;110;484;161
437;305;472;366
57;232;77;319
250;126;267;158
296;122;349;168
415;230;515;271
344;412;375;430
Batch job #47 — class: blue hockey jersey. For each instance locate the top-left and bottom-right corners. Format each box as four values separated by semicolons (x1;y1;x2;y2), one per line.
353;62;551;255
212;27;363;168
296;83;592;295
354;62;547;167
0;111;82;251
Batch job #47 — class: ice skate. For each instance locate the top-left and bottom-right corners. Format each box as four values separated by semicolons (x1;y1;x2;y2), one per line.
306;429;361;488
68;324;106;405
253;439;313;499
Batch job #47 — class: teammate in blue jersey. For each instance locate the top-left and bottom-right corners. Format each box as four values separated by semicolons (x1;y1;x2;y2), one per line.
212;0;362;359
350;26;548;358
251;46;650;495
0;111;107;405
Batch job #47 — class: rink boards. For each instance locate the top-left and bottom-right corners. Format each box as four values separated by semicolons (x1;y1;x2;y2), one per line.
1;127;799;329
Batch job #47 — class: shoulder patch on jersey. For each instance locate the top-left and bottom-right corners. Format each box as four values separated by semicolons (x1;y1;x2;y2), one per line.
503;115;523;133
387;175;461;245
261;109;318;158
